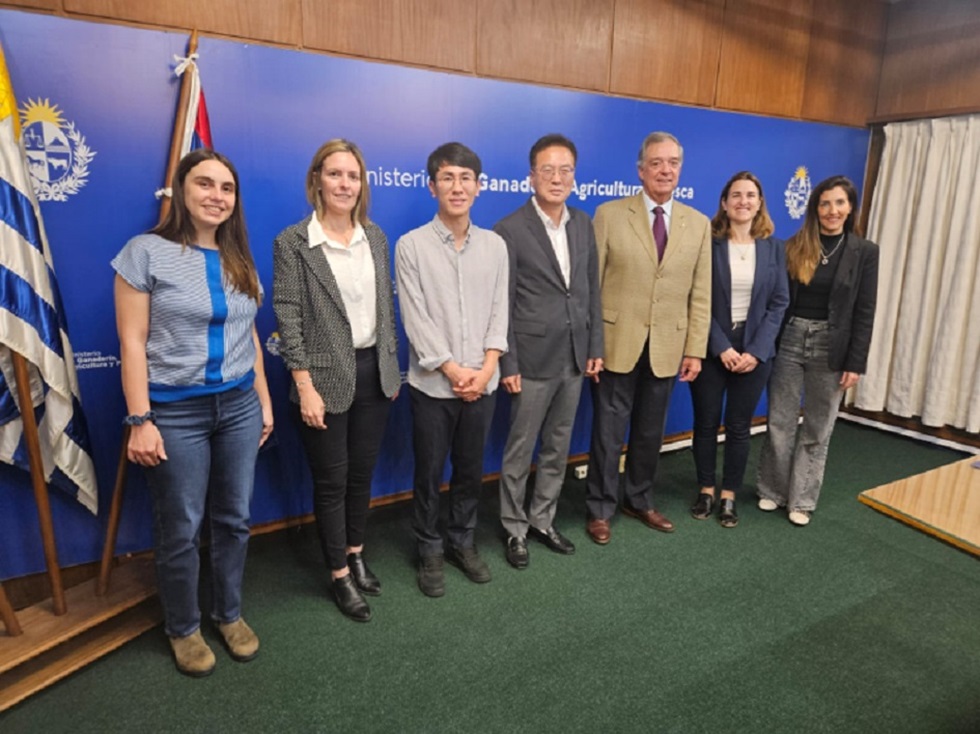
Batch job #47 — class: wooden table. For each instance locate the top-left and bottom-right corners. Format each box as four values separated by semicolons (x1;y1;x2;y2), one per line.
859;456;980;556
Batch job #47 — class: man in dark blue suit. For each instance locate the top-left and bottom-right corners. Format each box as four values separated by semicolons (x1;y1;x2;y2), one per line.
494;134;604;569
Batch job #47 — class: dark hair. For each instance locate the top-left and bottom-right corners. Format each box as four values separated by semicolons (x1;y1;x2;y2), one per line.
710;171;774;239
305;138;371;227
529;134;578;169
427;142;482;181
787;175;861;284
151;149;260;302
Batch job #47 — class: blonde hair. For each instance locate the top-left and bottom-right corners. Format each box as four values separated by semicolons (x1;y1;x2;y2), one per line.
305;139;371;226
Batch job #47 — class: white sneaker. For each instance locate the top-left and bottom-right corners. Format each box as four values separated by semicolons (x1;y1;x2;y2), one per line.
788;510;811;526
758;498;778;512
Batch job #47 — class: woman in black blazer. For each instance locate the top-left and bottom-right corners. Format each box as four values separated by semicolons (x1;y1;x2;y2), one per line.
757;175;879;526
273;140;400;621
689;172;789;527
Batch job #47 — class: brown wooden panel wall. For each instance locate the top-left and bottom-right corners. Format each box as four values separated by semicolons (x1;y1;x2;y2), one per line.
714;0;813;118
476;0;613;92
3;0;895;127
2;0;57;10
610;0;724;107
63;0;302;44
303;0;475;73
876;0;980;120
800;0;886;127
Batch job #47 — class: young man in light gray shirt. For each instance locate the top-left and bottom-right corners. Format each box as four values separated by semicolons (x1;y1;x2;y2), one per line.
395;142;509;597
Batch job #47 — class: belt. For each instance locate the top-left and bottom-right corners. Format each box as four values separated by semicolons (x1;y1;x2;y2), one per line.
732;320;746;330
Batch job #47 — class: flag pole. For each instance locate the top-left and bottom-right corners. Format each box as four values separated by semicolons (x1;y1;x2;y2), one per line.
98;29;199;595
157;29;199;225
0;576;22;635
11;351;66;615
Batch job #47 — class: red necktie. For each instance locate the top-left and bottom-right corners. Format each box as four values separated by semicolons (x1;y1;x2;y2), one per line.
653;206;667;261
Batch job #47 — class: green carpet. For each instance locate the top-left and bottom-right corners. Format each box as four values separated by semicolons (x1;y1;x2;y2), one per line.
2;422;978;733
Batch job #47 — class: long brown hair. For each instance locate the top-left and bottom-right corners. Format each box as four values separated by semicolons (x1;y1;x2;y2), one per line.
786;175;860;285
710;171;774;240
306;139;371;227
152;149;261;302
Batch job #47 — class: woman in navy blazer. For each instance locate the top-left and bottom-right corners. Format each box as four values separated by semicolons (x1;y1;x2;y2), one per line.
689;172;789;527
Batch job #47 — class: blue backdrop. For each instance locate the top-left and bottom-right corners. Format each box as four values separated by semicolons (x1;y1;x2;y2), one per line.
0;10;869;579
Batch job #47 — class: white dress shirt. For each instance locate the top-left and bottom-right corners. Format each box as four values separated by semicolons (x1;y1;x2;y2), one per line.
531;196;571;286
307;217;377;348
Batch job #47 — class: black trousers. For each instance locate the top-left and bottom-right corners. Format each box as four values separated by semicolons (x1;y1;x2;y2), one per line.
586;354;675;520
409;386;496;556
689;325;772;492
296;349;390;571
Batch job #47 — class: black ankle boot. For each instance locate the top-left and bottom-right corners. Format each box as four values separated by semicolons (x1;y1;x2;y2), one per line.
347;552;381;596
332;575;371;622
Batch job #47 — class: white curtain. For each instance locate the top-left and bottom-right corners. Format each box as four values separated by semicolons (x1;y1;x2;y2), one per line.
854;115;980;433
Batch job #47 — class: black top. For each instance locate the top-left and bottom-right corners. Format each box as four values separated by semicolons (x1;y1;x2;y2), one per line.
792;233;845;320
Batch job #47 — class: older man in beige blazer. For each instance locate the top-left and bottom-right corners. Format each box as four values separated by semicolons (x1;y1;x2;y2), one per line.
585;132;711;545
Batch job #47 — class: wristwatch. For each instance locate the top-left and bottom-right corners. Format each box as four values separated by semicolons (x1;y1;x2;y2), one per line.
122;410;157;426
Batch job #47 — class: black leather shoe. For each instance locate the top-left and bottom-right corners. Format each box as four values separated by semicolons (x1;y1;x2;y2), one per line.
332;575;371;622
718;498;739;528
505;536;529;569
347;552;381;596
417;554;446;597
529;526;575;555
691;492;714;520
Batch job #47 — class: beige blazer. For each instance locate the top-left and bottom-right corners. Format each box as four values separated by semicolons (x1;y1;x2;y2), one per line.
594;194;711;377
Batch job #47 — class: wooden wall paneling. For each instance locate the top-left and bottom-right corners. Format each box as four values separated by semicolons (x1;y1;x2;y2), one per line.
800;0;886;126
303;0;476;73
609;0;724;107
714;0;813;118
475;0;613;91
876;0;980;120
0;0;58;10
63;0;302;45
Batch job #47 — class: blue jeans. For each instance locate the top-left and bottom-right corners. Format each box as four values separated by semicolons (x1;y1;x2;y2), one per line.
146;387;263;638
757;317;843;512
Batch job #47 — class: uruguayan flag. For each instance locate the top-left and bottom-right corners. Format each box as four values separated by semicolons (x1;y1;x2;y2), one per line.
0;42;98;513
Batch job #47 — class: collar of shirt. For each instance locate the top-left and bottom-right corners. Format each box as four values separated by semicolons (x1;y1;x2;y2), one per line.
306;216;367;250
642;191;674;232
431;214;472;250
531;196;569;231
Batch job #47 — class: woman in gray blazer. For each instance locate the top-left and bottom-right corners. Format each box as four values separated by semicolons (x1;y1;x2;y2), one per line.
757;175;879;526
273;140;400;622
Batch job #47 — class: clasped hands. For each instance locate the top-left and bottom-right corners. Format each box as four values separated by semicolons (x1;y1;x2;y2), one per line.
442;361;491;402
719;348;758;374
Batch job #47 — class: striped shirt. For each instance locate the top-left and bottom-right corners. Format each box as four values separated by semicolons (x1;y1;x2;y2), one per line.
112;233;260;402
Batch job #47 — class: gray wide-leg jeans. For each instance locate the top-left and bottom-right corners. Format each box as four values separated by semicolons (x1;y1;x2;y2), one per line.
757;317;844;513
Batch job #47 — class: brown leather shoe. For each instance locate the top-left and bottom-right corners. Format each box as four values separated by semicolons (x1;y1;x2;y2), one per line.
586;517;611;545
622;506;675;533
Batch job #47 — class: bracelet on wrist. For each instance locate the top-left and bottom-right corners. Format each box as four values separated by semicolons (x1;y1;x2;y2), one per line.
123;410;156;426
295;378;312;388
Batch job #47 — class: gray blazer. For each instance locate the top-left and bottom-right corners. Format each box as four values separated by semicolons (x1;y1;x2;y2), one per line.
495;199;603;380
272;215;401;412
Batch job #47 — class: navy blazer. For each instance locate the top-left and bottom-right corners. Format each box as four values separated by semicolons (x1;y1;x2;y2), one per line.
495;199;603;379
708;236;789;363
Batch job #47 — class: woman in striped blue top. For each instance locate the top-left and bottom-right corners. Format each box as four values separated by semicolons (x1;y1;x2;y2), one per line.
113;149;273;677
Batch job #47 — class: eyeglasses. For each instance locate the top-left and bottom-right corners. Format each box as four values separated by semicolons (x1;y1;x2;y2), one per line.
435;172;478;187
536;166;575;179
